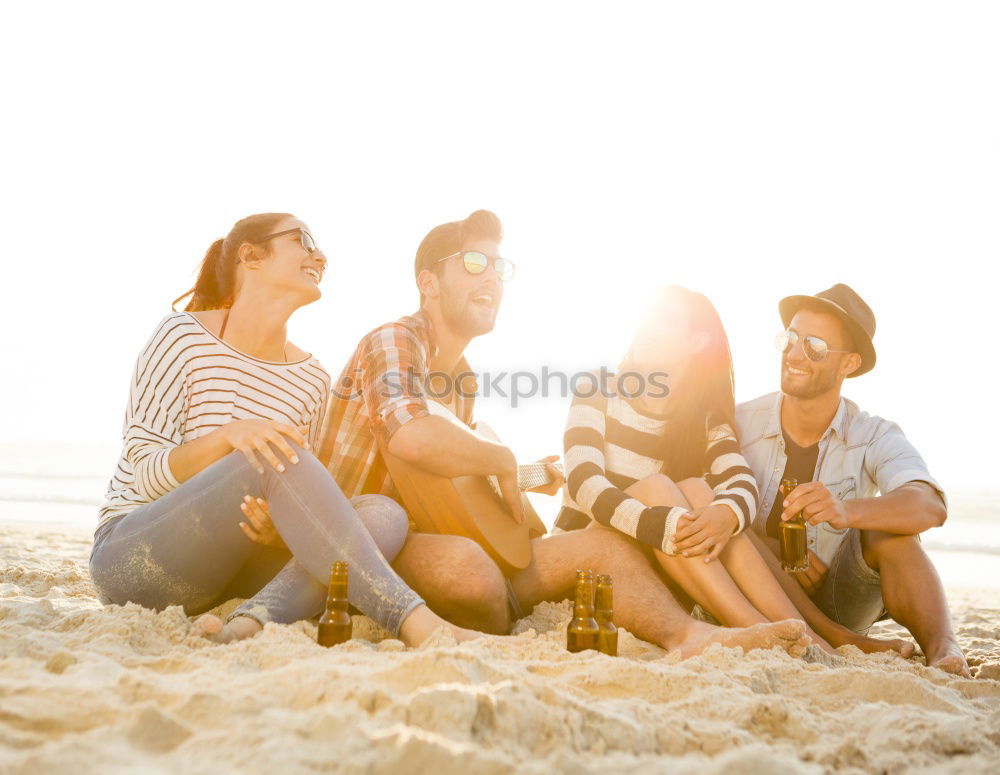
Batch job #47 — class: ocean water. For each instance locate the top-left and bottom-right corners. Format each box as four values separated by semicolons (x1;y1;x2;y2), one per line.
2;443;998;590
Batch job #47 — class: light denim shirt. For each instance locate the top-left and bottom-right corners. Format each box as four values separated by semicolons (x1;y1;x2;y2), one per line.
735;392;945;565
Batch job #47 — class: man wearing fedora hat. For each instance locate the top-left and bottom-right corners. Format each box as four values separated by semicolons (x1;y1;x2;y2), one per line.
735;283;969;676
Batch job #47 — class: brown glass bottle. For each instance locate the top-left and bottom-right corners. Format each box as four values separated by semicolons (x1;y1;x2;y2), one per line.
778;478;809;572
318;561;352;647
595;574;618;657
566;570;600;653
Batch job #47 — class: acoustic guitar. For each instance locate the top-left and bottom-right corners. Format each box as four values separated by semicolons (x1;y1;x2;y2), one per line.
380;401;560;574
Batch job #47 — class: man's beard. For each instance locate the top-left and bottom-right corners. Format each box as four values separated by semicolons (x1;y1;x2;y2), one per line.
440;288;497;338
781;362;839;399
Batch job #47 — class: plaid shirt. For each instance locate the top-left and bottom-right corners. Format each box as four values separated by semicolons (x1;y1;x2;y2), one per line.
317;310;477;499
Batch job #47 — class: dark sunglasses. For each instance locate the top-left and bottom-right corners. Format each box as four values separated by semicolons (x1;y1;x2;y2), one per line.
255;228;320;254
775;329;851;362
435;250;515;282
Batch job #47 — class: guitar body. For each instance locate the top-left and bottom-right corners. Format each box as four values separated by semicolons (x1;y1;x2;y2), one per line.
380;403;550;575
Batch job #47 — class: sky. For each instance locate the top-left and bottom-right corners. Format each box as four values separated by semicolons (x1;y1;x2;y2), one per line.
2;1;998;494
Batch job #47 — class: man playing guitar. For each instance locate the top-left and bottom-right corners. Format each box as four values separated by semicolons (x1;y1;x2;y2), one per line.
314;209;808;657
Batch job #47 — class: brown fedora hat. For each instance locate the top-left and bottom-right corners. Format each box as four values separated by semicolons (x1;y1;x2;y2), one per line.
778;283;876;378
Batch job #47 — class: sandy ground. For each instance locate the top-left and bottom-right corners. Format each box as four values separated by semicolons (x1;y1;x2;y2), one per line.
1;522;998;774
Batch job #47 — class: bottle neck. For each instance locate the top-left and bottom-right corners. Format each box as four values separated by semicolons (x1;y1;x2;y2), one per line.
327;579;348;601
573;581;594;616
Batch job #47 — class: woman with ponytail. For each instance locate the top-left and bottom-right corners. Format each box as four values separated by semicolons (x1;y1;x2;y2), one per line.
556;286;913;656
91;213;484;646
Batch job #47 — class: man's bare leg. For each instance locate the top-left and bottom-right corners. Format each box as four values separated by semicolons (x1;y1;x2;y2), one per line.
509;523;810;658
745;530;914;657
391;533;510;634
861;530;969;677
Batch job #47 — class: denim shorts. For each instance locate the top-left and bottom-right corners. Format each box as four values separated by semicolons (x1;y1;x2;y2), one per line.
811;528;887;634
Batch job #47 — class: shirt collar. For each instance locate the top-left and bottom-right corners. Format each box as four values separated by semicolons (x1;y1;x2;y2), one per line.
764;392;783;438
769;392;848;441
827;398;848;440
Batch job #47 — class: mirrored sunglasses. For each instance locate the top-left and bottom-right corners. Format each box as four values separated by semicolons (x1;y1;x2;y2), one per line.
774;329;851;362
435;250;515;282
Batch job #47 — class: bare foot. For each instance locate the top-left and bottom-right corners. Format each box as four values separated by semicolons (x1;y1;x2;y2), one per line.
218;616;263;643
191;614;262;643
191;614;224;639
397;604;489;647
674;619;810;659
925;639;971;677
837;632;915;659
803;625;837;655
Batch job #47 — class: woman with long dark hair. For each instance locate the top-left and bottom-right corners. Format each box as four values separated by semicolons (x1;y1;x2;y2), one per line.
556;285;911;655
90;212;482;645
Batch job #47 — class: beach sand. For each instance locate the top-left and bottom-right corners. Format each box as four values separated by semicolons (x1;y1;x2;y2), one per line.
1;522;998;774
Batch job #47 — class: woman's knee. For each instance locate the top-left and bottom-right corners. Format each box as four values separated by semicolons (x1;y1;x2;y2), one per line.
227;442;329;492
677;477;714;510
626;473;685;507
350;494;410;561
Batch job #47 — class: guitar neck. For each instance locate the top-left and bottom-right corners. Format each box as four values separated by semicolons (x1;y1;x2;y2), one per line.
517;462;558;492
486;462;561;497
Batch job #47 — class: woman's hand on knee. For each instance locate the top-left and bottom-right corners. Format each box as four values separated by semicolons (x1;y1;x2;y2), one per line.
239;496;286;549
216;420;309;474
672;504;739;562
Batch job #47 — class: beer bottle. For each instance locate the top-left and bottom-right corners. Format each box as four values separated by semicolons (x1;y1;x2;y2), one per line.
318;561;352;647
778;478;809;572
595;574;618;657
566;569;600;653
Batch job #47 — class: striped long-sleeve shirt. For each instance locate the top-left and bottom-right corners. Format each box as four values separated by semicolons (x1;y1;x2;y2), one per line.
554;384;759;554
97;312;331;530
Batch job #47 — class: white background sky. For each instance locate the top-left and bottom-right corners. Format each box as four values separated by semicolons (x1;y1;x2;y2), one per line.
2;1;998;496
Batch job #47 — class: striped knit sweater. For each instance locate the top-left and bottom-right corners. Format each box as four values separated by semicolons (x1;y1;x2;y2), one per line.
555;384;759;554
97;312;331;530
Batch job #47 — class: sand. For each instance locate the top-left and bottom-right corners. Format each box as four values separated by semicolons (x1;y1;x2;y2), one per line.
1;522;998;774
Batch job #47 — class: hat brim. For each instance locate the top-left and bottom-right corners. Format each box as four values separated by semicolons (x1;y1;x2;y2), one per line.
779;295;876;377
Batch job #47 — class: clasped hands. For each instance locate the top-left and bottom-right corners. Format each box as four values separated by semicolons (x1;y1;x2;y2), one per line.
671;503;740;562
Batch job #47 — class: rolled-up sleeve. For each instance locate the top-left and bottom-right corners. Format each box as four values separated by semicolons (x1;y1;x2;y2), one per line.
359;324;431;441
865;421;946;507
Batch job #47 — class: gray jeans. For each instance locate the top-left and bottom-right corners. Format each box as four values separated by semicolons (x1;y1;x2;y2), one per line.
89;447;423;636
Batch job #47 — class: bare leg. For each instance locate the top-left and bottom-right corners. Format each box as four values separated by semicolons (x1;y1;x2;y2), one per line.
745;530;914;657
656;479;767;625
628;475;835;651
639;476;764;627
510;517;810;659
391;533;511;634
654;546;770;627
861;531;969;676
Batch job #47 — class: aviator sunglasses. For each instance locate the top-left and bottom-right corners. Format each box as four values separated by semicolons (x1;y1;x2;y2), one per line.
775;329;851;362
254;228;321;254
435;250;516;282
